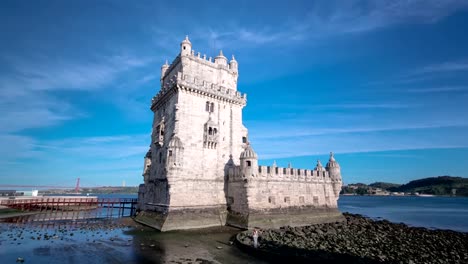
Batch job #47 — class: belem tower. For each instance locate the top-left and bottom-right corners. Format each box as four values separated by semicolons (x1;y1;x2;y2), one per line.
136;36;344;231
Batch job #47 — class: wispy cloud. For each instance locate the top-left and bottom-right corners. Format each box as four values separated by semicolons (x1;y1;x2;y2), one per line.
407;86;468;93
255;130;468;160
313;103;414;109
249;121;468;140
315;0;468;33
414;61;468;75
0;133;148;185
1;54;153;92
364;60;468;94
163;1;468;50
35;134;149;159
0;88;82;133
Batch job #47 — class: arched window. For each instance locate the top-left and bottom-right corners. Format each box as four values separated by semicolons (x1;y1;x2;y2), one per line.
246;160;251;167
208;127;213;135
210;102;214;112
213;128;217;134
205;102;210;112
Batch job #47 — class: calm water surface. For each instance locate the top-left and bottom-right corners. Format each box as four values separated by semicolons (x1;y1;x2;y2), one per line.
1;195;467;263
338;195;468;232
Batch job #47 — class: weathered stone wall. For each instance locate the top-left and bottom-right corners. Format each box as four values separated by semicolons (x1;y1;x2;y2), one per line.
166;89;246;208
225;163;342;228
180;51;238;91
137;37;343;231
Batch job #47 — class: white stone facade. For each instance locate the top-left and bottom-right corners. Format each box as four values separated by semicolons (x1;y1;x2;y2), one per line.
137;36;343;231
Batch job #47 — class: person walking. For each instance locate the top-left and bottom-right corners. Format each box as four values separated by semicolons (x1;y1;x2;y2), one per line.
252;228;259;248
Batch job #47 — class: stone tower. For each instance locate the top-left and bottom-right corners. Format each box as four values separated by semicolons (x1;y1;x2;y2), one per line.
137;36;248;231
137;36;344;231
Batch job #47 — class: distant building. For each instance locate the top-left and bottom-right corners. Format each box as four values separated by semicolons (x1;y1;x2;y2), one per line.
0;190;16;197
136;36;343;231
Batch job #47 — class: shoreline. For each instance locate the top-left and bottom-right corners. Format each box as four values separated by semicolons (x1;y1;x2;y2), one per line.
236;213;468;264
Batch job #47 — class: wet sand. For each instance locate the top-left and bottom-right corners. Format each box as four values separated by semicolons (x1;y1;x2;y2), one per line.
0;218;266;264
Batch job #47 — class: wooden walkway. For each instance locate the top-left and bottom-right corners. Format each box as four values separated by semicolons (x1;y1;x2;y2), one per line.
0;197;138;221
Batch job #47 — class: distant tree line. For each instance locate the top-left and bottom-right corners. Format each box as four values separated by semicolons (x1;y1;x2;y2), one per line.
342;176;468;197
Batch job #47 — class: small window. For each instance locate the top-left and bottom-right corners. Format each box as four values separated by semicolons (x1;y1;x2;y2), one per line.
213;128;217;134
183;46;186;50
246;160;251;167
299;196;305;203
242;137;247;143
268;196;276;204
210;102;214;112
205;102;210;112
168;150;173;157
208;127;213;135
313;196;319;205
284;197;290;203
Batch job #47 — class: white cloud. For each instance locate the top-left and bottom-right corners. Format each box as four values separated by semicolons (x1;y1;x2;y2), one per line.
1;54;153;92
164;1;468;50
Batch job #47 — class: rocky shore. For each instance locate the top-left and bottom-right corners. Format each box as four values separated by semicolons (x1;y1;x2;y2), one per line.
236;213;468;264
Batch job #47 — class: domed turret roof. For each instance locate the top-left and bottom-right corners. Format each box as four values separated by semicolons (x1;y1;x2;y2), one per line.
315;159;325;171
181;35;191;45
240;144;257;159
230;55;237;63
215;50;227;59
168;136;183;148
326;152;340;168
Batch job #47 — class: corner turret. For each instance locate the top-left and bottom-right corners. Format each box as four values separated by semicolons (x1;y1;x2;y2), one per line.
229;55;238;73
240;143;258;178
326;152;341;179
315;159;324;171
214;50;227;66
161;60;169;83
180;35;192;56
326;152;342;196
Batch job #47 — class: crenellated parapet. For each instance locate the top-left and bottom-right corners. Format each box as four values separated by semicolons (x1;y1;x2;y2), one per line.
182;49;238;73
176;74;246;104
152;36;246;111
227;164;342;184
152;72;246;110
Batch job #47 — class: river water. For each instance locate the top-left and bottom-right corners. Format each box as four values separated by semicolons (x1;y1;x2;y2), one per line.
1;195;467;263
338;195;468;232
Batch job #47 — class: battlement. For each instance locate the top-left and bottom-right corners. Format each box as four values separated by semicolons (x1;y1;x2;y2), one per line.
227;164;340;183
152;71;246;110
161;49;237;83
184;49;238;73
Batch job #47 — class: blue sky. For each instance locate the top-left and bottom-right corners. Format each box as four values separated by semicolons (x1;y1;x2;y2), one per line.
1;0;468;187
